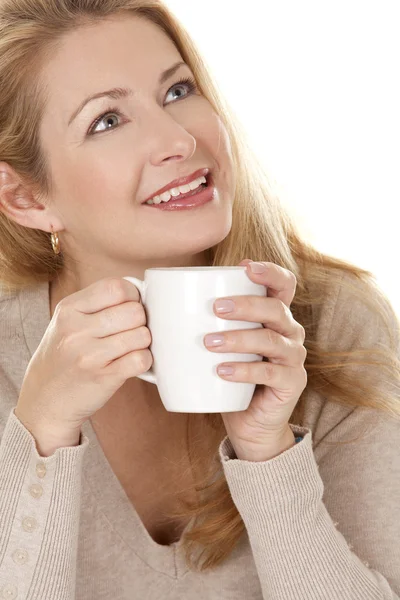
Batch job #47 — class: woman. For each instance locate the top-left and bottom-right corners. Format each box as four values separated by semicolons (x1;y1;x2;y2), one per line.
0;1;399;598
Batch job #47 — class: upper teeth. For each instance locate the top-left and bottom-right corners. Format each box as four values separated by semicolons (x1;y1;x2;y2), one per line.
145;175;207;204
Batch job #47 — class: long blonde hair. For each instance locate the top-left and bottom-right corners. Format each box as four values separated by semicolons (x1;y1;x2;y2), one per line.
0;0;399;573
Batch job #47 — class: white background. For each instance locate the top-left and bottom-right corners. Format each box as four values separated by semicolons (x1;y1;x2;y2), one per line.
166;0;400;316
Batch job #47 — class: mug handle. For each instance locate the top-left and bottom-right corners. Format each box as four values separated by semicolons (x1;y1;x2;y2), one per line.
122;276;157;385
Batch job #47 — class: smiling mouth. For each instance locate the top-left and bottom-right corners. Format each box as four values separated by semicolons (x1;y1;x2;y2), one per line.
141;172;215;210
144;172;211;205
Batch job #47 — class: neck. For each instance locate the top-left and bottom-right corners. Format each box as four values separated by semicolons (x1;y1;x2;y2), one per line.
90;377;190;455
48;249;212;319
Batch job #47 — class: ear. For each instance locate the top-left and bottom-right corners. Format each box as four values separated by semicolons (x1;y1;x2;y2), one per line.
0;161;64;232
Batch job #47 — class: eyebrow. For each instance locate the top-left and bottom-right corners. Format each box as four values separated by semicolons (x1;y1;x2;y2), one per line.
68;60;187;126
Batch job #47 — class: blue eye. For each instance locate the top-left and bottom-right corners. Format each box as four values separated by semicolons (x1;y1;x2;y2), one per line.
164;76;198;103
88;110;124;135
88;76;199;135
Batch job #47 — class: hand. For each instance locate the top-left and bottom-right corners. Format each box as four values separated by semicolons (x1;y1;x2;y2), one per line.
203;259;307;461
15;277;153;456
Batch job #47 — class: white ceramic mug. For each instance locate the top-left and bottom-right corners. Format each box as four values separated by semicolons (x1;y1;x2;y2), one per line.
123;267;267;413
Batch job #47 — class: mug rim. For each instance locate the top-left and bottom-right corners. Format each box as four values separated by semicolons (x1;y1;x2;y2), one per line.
146;266;247;271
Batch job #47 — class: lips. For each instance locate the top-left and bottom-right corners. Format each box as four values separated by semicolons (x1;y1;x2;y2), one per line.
141;167;210;204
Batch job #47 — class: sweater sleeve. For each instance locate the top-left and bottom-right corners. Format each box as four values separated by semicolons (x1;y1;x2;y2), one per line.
219;411;400;600
218;271;400;600
0;407;89;600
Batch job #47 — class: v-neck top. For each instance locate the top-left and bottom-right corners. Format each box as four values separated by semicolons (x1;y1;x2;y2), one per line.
80;416;193;579
0;275;399;599
15;281;194;575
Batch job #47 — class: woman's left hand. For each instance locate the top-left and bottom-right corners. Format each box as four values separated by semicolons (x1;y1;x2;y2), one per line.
204;259;307;462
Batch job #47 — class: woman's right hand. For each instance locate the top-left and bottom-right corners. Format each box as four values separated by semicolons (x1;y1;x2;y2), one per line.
15;277;153;455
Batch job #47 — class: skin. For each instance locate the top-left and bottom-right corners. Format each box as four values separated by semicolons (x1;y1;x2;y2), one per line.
0;15;236;434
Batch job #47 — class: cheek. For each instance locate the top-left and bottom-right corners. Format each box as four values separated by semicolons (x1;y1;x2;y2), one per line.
214;116;233;161
207;117;236;198
197;112;233;160
187;101;232;162
55;150;135;216
201;113;234;170
187;108;235;197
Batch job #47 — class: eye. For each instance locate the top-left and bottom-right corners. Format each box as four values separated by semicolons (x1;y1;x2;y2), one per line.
88;108;124;135
164;76;198;103
88;76;199;136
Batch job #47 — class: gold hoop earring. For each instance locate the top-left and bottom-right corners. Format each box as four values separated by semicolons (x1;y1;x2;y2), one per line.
50;225;61;255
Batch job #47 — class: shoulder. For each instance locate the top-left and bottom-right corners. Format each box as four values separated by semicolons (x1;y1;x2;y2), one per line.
316;268;400;354
0;283;26;413
0;282;21;336
301;268;399;443
0;281;18;304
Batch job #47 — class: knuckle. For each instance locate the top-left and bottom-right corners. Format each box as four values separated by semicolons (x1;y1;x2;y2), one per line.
264;327;278;345
298;323;306;340
132;302;147;326
55;300;72;324
289;270;297;286
138;326;152;348
105;277;127;303
282;303;292;322
135;351;146;373
272;297;286;319
263;360;275;379
300;344;308;362
301;366;308;386
115;332;129;356
98;308;113;330
137;349;152;372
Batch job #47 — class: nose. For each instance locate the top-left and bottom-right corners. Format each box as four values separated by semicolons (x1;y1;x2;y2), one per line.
143;106;197;166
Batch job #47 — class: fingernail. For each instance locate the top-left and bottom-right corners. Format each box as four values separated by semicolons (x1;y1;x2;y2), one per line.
215;299;235;313
217;365;235;376
249;262;266;273
205;333;225;347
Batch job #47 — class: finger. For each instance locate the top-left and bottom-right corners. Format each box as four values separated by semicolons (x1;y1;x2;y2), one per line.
245;262;297;308
214;295;300;339
68;277;140;314
91;300;147;337
217;360;308;391
204;327;306;366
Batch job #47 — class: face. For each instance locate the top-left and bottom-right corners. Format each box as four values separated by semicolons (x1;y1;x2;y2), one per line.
33;15;235;288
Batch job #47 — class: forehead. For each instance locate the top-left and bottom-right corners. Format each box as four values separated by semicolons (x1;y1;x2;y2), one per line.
40;16;180;121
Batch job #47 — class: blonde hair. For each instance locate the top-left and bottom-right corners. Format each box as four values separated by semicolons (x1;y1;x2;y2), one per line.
0;0;399;573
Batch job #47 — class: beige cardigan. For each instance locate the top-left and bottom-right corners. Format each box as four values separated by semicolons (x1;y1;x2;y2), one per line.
0;271;399;599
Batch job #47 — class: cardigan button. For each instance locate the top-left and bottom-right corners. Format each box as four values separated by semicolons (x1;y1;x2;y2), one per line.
22;517;37;533
1;583;18;599
12;548;29;565
36;462;47;478
29;483;43;499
